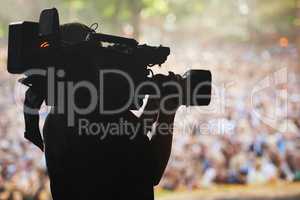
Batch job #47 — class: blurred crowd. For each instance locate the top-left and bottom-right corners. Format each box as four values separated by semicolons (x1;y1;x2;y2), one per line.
0;41;300;199
161;41;300;190
0;47;51;199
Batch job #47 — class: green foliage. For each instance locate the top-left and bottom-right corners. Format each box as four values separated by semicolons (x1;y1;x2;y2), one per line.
142;0;169;16
0;0;299;39
254;0;297;34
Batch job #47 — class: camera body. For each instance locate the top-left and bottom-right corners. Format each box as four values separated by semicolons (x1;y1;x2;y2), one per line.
7;8;211;109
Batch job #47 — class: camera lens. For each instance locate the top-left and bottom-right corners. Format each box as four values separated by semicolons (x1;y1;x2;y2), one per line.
182;70;211;106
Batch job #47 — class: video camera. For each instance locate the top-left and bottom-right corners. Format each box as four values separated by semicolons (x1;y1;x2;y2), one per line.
7;8;211;108
7;8;212;150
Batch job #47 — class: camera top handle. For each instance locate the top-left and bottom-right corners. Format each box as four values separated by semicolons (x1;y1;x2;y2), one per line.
86;32;138;47
39;8;60;37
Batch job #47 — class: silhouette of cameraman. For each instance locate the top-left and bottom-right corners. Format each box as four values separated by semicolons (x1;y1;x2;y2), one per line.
41;23;179;200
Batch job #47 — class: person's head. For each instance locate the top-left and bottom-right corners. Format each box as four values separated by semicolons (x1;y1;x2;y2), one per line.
58;23;133;116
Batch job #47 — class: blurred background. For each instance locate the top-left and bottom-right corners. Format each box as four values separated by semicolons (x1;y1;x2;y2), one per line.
0;0;300;199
